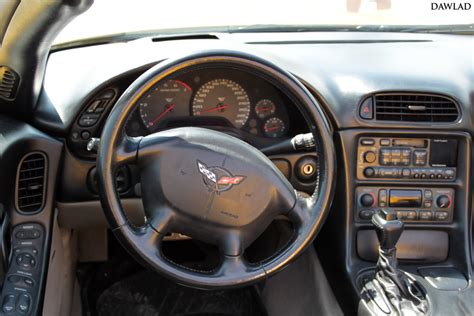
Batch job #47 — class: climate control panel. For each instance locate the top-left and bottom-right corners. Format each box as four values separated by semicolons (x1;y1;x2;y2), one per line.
357;137;457;181
355;187;454;223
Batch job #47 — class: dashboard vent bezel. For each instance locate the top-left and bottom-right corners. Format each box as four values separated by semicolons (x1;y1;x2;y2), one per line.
0;66;20;101
367;92;460;123
15;152;48;214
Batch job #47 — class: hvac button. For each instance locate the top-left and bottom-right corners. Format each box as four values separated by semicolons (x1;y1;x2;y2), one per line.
419;211;433;220
359;209;375;220
435;211;449;221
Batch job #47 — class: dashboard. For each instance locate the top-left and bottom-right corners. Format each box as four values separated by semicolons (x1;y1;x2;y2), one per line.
1;28;473;315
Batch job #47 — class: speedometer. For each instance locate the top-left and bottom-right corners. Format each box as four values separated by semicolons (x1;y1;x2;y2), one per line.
192;79;250;128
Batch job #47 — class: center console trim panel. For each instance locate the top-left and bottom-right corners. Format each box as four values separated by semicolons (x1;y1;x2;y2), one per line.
332;129;471;310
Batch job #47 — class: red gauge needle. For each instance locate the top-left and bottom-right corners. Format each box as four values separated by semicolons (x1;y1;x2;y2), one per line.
266;126;280;132
150;104;175;124
204;104;230;113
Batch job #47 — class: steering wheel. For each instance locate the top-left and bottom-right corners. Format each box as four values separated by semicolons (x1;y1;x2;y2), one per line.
97;50;335;289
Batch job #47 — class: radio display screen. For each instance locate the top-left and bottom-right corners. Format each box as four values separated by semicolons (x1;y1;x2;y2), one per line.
430;139;458;167
389;190;422;207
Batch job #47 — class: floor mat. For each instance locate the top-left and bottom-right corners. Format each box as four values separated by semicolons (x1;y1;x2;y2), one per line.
96;270;265;316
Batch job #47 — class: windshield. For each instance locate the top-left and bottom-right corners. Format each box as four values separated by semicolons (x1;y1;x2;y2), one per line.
55;0;473;44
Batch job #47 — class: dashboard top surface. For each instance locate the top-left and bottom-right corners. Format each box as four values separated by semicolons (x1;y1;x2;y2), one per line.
35;31;474;135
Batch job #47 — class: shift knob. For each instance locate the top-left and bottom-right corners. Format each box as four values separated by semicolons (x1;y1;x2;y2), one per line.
372;209;404;251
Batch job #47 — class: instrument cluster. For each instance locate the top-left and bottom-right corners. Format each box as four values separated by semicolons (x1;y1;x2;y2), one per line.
125;68;294;140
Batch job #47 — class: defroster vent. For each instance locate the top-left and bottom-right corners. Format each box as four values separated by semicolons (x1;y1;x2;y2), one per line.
16;153;47;213
373;93;459;122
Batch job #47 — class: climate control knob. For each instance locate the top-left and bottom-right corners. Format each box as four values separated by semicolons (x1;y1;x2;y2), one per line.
360;193;375;207
436;195;451;208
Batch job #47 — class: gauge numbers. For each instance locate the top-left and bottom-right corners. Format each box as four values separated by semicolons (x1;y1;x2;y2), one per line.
139;79;192;131
255;99;276;119
192;79;250;128
263;117;286;138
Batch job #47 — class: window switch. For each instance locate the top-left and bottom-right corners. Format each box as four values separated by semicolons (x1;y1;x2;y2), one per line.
2;294;16;313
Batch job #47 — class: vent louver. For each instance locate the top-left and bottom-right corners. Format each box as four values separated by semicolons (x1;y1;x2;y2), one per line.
0;66;20;100
374;93;459;122
16;153;47;213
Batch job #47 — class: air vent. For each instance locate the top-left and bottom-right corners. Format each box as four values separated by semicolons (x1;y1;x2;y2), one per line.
16;153;47;213
373;93;459;122
0;66;20;100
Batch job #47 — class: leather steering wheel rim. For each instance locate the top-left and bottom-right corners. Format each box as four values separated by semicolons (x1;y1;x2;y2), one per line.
97;50;336;289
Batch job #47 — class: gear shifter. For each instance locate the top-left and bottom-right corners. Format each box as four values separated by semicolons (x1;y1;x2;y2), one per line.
372;209;403;251
370;209;428;315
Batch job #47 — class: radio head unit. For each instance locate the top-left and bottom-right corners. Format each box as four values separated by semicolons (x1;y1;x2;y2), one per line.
357;137;457;181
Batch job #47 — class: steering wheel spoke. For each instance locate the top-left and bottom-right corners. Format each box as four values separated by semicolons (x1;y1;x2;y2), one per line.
112;134;141;167
147;206;175;234
216;255;258;279
114;222;162;257
286;194;315;231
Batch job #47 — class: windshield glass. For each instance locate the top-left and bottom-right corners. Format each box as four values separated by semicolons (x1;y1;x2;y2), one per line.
55;0;473;44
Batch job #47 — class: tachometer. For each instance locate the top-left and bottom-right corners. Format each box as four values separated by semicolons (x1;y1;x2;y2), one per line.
139;79;192;130
192;79;250;128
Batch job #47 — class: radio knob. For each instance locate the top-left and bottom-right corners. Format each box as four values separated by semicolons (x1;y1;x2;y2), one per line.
360;193;375;207
436;195;451;208
363;151;376;163
363;167;376;177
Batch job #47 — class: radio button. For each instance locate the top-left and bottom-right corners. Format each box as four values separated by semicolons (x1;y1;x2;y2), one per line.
360;139;375;146
424;190;433;199
363;151;377;163
402;169;411;177
423;200;432;208
391;149;401;157
380;139;390;146
380;168;399;177
413;150;427;166
414;173;420;179
445;169;455;179
435;211;449;221
421;173;427;179
419;211;433;220
363;167;376;178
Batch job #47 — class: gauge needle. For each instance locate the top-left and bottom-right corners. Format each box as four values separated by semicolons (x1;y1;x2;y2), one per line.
266;126;280;131
150;104;176;124
204;104;230;113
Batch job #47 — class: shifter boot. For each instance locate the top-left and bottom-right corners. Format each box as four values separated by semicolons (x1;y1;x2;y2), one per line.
367;209;429;315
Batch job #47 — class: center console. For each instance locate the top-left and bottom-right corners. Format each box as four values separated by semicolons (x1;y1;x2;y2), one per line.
333;129;472;315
